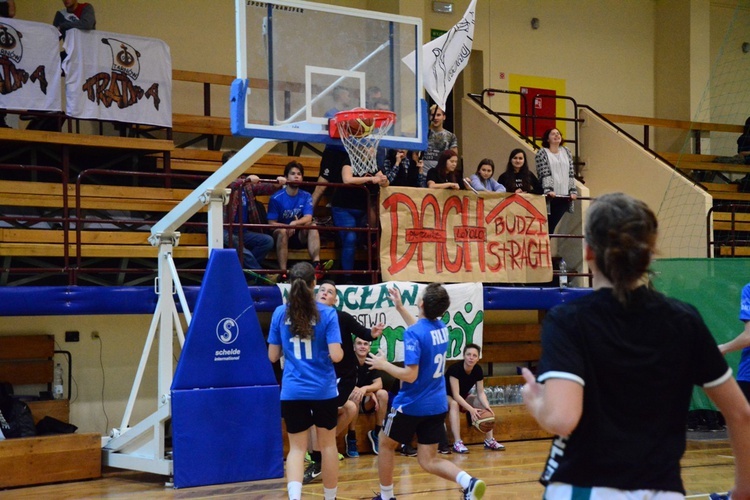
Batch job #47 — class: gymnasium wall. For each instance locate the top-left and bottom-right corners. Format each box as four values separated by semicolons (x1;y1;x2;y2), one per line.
16;1;727;134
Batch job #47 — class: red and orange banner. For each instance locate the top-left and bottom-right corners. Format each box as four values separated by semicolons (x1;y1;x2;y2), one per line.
379;187;553;283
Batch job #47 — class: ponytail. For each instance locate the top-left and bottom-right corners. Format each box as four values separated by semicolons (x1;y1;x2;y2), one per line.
285;262;318;338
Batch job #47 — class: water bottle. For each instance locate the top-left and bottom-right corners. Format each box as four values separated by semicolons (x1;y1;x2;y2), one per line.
53;363;64;400
469;385;477;397
559;258;568;288
496;386;505;405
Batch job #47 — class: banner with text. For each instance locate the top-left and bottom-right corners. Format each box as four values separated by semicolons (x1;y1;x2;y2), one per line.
380;187;553;283
63;29;172;127
277;281;483;362
0;19;62;112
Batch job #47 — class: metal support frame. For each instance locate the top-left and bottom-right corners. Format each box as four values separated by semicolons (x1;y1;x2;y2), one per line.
101;138;278;476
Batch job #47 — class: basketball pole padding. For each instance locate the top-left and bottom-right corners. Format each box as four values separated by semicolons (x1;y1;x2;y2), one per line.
171;249;283;488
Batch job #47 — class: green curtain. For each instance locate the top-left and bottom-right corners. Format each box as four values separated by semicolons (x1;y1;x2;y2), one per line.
651;258;750;410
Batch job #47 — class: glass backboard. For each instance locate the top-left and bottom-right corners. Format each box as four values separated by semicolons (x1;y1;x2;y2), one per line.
232;0;427;150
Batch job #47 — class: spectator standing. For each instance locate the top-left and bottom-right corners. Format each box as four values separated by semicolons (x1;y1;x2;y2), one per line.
421;105;458;187
498;148;542;194
445;343;505;454
267;161;322;280
53;0;96;35
463;158;506;193
366;283;486;500
267;262;343;500
535;128;577;233
427;150;463;190
521;192;750;499
332;154;388;283
381;149;421;187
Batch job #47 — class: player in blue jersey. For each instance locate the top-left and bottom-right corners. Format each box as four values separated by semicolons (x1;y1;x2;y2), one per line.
366;283;486;500
267;262;343;500
718;283;750;404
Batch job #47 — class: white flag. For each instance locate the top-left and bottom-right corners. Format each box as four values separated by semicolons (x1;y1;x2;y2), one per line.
403;0;476;111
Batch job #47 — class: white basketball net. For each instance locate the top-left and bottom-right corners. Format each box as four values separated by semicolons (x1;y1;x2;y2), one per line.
336;113;395;175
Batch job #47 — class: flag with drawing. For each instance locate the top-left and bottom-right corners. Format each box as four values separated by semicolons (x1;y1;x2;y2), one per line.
402;0;476;111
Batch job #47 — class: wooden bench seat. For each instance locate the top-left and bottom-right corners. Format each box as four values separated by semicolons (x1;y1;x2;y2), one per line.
157;152;321;178
0;127;173;152
659;152;719;163
172;113;232;136
712;211;750;232
677;161;750;175
0;335;101;489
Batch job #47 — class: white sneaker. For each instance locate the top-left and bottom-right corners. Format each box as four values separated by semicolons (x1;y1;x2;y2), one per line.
453;440;469;454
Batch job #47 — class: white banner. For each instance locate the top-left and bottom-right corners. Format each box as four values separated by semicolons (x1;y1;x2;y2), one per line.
0;19;62;112
276;281;484;362
402;0;476;111
62;29;172;127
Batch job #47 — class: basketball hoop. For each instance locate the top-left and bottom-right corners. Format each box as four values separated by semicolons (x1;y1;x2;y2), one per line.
329;109;396;174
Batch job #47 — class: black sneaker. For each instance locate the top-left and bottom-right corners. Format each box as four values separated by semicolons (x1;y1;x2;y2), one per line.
302;460;321;484
462;477;486;500
438;442;452;454
371;495;397;500
399;443;417;457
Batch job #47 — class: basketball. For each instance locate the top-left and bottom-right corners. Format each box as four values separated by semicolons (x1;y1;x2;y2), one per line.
473;409;495;433
347;117;376;138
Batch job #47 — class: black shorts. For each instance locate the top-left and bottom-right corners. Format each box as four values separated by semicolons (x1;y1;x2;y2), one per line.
281;398;338;434
288;231;306;249
739;380;750;404
335;375;357;408
382;409;447;445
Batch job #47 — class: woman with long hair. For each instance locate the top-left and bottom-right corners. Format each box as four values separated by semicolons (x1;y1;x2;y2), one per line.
521;193;750;499
463;158;506;192
268;262;344;500
535;128;577;232
426;149;462;190
498;148;542;194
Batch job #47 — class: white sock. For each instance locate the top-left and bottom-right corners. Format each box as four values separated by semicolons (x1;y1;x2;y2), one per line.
324;486;338;500
288;481;302;500
380;483;395;499
456;471;472;490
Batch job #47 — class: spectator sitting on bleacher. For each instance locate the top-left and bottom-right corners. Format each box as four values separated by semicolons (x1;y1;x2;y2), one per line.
53;0;96;36
222;151;286;278
444;343;505;454
350;337;389;456
268;161;323;281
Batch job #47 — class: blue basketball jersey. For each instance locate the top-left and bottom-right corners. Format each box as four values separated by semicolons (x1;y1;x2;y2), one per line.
268;302;342;400
392;318;449;416
267;189;313;225
737;284;750;382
